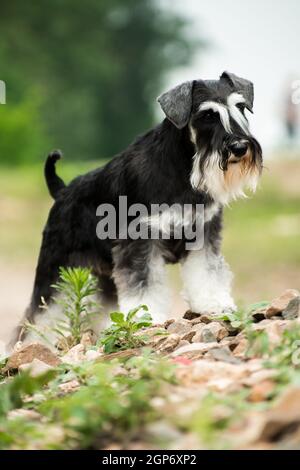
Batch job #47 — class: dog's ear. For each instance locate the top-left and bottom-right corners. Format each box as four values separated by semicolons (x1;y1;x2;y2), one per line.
221;71;254;112
157;81;194;129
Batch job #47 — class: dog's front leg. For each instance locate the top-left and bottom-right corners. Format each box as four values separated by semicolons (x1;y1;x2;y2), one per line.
112;241;170;324
180;246;236;315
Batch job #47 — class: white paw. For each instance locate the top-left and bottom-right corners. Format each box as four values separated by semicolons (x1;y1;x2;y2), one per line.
188;300;237;316
220;304;237;314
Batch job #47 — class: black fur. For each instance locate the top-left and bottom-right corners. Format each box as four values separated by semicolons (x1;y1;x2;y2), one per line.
28;120;206;315
44;150;66;200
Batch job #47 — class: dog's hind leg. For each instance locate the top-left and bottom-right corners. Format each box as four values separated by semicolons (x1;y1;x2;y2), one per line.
112;241;170;324
9;238;68;349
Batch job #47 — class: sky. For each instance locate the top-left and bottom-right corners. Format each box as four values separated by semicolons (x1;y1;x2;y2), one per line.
159;0;300;154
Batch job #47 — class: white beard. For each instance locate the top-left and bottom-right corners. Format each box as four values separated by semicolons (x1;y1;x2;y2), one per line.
190;151;260;206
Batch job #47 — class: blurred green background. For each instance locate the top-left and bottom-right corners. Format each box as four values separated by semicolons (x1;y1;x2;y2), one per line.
0;0;199;162
0;0;299;342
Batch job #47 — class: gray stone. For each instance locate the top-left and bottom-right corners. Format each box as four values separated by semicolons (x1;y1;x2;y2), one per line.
167;320;192;336
157;334;181;353
202;322;228;342
19;358;54;377
170;341;220;359
181;330;196;342
206;346;242;364
282;296;300;320
5;342;60;371
164;319;175;329
266;289;300;318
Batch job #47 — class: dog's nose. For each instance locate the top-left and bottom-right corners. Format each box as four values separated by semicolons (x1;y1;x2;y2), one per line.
229;141;248;158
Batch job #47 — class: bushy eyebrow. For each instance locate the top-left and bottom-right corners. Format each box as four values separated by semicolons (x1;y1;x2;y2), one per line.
227;93;250;134
198;93;250;135
199;101;231;133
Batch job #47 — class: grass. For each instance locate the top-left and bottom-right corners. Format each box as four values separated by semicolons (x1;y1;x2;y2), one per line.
0;352;176;450
223;160;300;302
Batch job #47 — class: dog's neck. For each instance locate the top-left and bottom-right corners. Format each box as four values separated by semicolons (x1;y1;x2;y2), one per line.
159;118;195;168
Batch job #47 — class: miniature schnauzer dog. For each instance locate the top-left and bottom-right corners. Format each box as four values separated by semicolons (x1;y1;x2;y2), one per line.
16;71;262;343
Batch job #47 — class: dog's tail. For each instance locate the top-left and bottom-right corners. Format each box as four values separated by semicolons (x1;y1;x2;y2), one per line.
44;150;66;200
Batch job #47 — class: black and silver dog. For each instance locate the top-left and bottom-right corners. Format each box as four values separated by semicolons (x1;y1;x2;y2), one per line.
17;71;263;343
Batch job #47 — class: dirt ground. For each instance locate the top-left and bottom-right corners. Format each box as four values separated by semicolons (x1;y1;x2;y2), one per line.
0;262;34;348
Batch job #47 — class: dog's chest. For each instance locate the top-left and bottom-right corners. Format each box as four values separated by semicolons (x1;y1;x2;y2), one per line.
144;202;220;233
204;203;220;223
147;202;221;263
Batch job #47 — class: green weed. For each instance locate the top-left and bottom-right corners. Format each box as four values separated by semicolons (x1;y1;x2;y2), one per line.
25;267;100;350
99;305;153;353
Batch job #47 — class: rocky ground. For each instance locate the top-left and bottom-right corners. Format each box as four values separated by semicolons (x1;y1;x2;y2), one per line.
1;288;300;450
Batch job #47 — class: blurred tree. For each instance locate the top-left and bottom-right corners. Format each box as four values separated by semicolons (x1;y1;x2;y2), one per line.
0;0;202;163
0;94;48;165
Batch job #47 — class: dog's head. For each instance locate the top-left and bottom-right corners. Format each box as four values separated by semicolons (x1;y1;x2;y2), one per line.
158;71;263;205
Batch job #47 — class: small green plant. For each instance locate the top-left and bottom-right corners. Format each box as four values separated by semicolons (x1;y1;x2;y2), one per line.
25;267;100;349
51;267;100;347
189;389;267;449
100;305;152;353
244;316;300;372
0;369;55;417
216;308;251;330
217;302;270;331
252;324;300;368
246;328;270;358
247;301;270;313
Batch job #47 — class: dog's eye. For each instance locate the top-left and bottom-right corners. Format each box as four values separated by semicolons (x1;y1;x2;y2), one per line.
202;110;216;121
